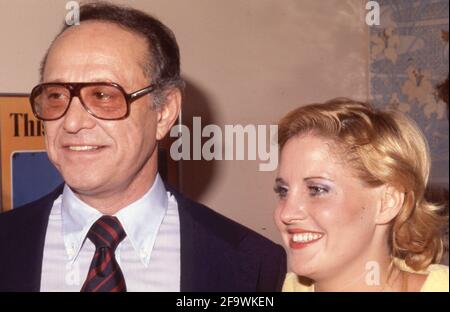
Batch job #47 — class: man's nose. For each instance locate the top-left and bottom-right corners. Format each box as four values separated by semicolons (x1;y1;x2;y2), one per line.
280;195;308;224
62;97;97;133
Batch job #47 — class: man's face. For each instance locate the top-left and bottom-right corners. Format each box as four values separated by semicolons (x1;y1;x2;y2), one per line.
43;21;161;202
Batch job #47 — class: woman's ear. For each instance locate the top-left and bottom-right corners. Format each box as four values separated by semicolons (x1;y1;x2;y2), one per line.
375;184;405;225
155;88;182;141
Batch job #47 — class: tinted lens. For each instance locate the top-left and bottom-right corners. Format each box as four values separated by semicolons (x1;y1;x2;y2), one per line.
32;84;71;120
81;85;127;119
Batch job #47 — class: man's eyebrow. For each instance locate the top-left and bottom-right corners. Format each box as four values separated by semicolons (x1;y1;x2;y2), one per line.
44;78;65;83
89;78;114;83
44;78;115;83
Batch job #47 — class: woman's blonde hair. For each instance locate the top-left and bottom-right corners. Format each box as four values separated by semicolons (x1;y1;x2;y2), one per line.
278;98;447;270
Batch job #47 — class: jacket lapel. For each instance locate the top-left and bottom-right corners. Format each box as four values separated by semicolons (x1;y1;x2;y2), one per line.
169;186;258;292
7;185;63;291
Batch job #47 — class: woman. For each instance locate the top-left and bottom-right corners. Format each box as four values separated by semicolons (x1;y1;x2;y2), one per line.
274;98;448;292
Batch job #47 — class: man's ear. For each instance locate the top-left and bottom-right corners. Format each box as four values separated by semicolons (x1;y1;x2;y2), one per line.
155;88;182;141
375;184;405;225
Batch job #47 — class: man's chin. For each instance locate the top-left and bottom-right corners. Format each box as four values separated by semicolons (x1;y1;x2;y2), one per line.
63;176;108;197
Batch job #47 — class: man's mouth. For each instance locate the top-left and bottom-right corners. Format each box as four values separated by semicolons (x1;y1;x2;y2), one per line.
67;145;101;151
63;144;106;152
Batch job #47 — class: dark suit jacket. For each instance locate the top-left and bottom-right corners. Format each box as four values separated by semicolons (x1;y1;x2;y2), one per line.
0;185;286;292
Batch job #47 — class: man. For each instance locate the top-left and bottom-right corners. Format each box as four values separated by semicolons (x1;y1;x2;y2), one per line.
0;2;286;291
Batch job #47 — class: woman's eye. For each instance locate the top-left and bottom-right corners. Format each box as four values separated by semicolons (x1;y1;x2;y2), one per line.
274;185;288;199
308;185;329;197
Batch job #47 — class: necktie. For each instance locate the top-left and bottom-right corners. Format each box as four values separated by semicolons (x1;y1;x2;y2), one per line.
81;216;127;292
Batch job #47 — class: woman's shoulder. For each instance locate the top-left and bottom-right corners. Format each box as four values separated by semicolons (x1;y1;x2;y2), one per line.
420;264;449;292
395;258;449;292
282;263;449;292
282;273;314;292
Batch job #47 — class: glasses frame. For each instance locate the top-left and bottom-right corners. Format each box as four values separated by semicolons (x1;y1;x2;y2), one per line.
29;82;158;121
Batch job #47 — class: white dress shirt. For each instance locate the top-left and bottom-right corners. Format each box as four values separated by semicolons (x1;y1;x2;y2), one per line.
40;174;180;291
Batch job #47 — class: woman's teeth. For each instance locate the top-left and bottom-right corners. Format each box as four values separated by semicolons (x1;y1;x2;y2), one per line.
292;232;323;243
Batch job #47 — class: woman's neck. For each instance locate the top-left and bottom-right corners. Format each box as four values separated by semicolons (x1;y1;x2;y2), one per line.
313;245;404;292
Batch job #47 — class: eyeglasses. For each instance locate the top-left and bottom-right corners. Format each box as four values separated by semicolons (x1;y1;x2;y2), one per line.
29;82;158;121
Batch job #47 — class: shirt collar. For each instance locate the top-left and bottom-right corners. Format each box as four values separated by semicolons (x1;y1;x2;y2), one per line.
62;174;169;267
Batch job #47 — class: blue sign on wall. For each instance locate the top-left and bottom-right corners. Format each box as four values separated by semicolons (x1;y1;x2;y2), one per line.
11;151;63;208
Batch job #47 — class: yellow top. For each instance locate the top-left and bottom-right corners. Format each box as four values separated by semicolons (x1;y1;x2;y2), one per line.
282;260;449;292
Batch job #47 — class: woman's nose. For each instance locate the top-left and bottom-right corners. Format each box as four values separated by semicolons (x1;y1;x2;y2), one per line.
280;195;308;224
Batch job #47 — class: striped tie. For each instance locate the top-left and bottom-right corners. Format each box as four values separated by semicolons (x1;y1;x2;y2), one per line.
81;216;127;292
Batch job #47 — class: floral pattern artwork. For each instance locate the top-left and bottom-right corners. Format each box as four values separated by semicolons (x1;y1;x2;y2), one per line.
371;27;401;63
370;0;449;186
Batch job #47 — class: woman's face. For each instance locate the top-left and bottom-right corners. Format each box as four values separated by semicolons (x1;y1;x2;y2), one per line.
274;134;384;280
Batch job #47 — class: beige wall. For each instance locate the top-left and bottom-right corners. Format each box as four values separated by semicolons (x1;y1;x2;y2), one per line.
0;0;369;245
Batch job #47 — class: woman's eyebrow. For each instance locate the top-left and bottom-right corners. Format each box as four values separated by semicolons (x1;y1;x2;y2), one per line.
275;177;287;185
303;176;334;182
